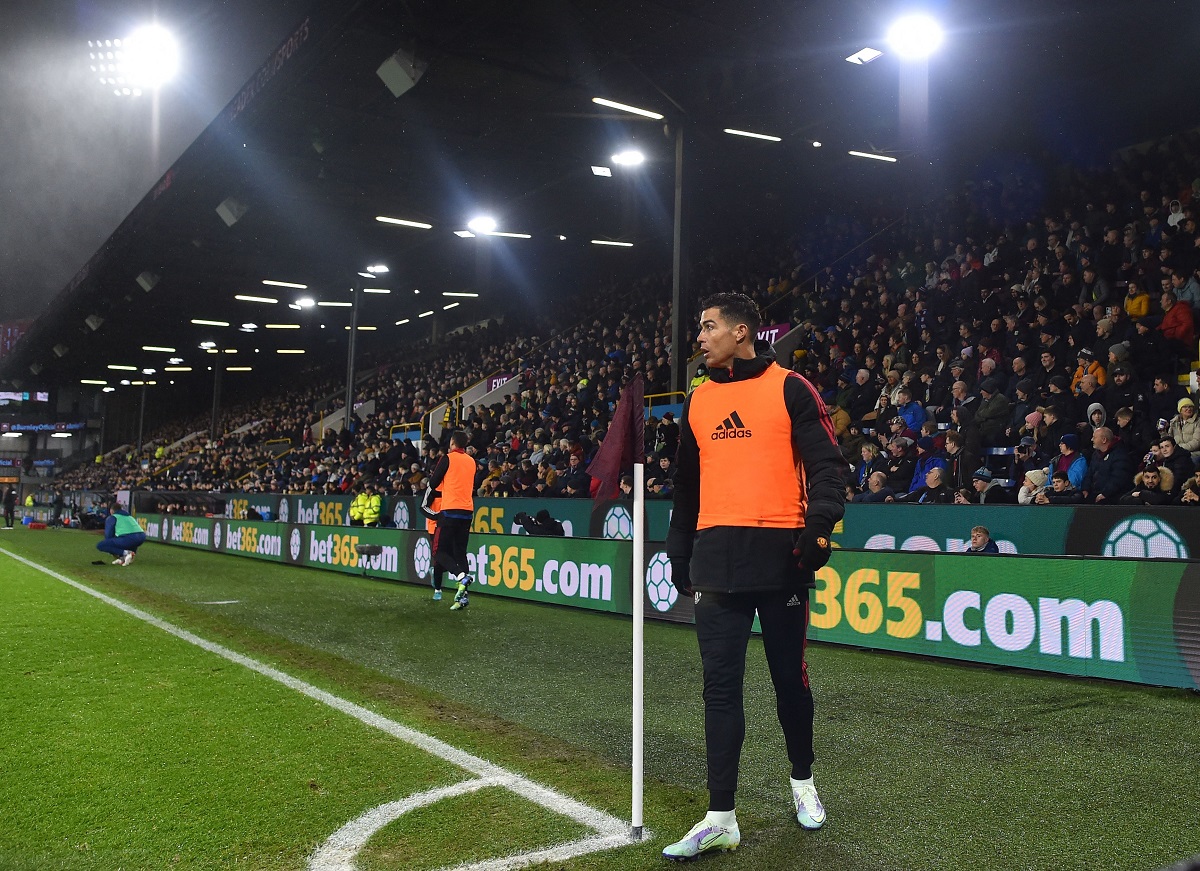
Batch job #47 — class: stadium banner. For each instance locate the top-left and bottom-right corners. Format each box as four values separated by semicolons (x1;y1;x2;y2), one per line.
137;514;632;615
221;496;1200;559
804;550;1200;688
635;546;1200;690
136;513;1200;688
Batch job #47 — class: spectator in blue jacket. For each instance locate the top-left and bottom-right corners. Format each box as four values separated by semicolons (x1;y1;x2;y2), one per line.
894;386;926;433
1081;427;1133;503
909;436;948;493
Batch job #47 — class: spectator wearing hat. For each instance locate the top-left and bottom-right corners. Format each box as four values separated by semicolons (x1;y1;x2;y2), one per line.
883;437;917;493
1081;426;1132;503
1119;465;1175;505
975;378;1011;447
1168;396;1200;461
1050;433;1088;489
655;412;680;460
1070;347;1107;392
954;467;1012;504
1017;468;1049;505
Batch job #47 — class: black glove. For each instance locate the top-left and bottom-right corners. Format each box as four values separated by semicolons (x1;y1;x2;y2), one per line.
794;526;833;571
670;559;693;596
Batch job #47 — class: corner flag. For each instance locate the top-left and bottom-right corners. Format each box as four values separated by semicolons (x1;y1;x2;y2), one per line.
587;374;645;502
586;372;648;839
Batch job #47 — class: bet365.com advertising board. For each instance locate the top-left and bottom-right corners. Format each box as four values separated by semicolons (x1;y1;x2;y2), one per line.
137;514;631;614
136;514;1200;690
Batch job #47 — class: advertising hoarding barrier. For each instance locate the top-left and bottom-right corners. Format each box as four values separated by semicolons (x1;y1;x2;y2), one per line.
137;513;1200;690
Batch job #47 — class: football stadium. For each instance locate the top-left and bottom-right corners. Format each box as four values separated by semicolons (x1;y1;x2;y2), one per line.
2;1;1200;869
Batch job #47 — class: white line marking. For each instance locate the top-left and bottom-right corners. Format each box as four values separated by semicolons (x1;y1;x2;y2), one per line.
308;778;498;871
200;600;241;605
0;547;641;870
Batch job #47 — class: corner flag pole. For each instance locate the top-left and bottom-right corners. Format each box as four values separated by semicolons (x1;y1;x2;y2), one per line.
632;458;645;839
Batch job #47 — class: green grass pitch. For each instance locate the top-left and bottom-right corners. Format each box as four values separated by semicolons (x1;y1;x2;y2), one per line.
1;528;1198;870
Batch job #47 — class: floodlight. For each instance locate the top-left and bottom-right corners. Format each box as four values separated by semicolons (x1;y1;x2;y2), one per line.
107;364;137;371
262;280;307;289
612;150;645;166
722;129;781;142
454;230;476;238
141;368;156;375
363;288;391;294
141;345;175;352
366;264;389;273
887;15;943;60
848;150;898;163
418;310;434;318
81;379;108;386
240;323;258;329
394;319;410;326
443;292;479;297
591;240;634;247
591;97;664;120
199;341;217;349
846;47;884;64
295;297;316;308
276;349;305;354
467;216;497;234
375;216;432;229
123;24;180;88
235;294;278;303
591;166;613;177
190;318;229;326
317;301;352;307
812;141;823;148
443;303;460;310
51;432;72;439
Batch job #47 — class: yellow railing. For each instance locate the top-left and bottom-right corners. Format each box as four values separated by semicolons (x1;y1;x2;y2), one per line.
389;421;424;441
644;391;685;414
135;447;202;487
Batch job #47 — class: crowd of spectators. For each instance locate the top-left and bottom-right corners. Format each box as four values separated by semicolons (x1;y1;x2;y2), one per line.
57;129;1200;513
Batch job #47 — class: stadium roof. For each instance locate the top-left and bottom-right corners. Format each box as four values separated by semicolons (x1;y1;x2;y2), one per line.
5;0;1200;391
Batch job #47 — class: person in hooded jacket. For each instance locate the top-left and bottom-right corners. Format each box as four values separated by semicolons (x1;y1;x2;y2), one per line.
1120;466;1175;505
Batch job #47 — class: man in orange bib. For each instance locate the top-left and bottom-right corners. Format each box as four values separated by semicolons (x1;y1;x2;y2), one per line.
663;293;846;861
422;430;477;610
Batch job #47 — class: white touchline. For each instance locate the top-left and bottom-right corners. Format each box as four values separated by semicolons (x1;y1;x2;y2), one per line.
1;548;642;870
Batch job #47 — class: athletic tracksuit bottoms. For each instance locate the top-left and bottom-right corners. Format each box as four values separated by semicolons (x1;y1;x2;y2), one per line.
96;532;147;558
695;587;815;810
431;514;472;586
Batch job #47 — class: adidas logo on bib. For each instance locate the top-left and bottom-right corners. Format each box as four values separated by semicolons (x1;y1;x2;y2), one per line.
786;594;804;607
712;410;752;440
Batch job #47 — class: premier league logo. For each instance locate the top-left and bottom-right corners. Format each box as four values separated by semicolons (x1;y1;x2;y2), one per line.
213;522;222;551
277;499;289;524
289;528;302;562
413;537;432;579
393;501;410;530
645;551;677;612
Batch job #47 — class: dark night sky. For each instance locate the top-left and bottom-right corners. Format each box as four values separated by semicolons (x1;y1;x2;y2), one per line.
3;0;1199;325
0;0;312;322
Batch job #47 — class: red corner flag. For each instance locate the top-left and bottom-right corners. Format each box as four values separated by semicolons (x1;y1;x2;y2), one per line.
587;373;645;502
